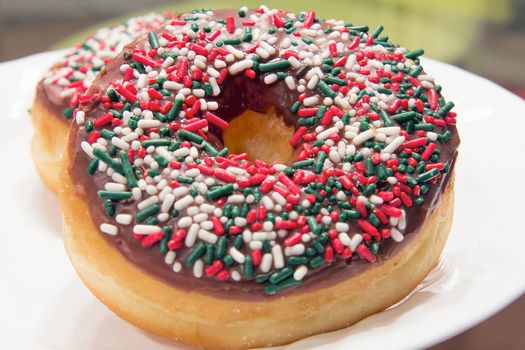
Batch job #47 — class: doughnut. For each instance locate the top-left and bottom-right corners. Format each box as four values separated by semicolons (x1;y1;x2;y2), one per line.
60;6;460;349
31;13;167;193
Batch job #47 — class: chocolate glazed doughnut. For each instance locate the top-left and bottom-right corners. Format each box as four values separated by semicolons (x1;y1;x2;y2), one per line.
31;13;167;193
60;6;459;349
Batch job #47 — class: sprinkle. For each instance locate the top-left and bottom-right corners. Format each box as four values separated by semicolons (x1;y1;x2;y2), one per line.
258;59;291;72
72;9;458;296
404;48;424;59
100;223;118;236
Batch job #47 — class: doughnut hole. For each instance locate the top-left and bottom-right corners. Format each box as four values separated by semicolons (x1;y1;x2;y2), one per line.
223;107;295;164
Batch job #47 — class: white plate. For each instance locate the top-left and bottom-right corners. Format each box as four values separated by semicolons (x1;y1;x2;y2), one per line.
0;51;524;350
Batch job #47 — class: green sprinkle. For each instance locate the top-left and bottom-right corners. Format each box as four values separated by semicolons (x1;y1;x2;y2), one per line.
371;25;384;38
324;76;347;86
313;151;326;174
207;184;234;200
205;244;214;264
215;236;227;259
63;107;75;119
307;216;322;235
256;275;269;284
258;59;291;72
97;191;132;200
103;200;115;217
106;89;119;102
288;256;309;265
269;267;294;284
186;243;206;266
365;158;375;176
417;168;440;183
148;32;160;49
392;111;417;123
177;176;194;184
167;98;183;121
119;151;137;188
223;255;234;267
93;148;123;174
136;204;160;222
405;48;425;60
380;110;394;127
223;38;242;45
309;256;324;269
243;257;254;279
317;81;337;98
264;277;300;295
437;101;455;117
178;129;204;144
348;25;369;32
292;159;314;169
202;141;219;156
87;159;99;175
377;87;392;95
100;129;115;140
409;65;424;77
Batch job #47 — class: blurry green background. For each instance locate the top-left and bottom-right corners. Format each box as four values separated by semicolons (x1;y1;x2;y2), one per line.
1;0;524;98
0;0;524;348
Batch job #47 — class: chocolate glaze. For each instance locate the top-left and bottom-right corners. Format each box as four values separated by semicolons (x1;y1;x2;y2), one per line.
68;9;460;300
35;79;70;123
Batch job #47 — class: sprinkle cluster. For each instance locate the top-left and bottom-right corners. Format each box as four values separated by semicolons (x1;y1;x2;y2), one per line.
41;13;167;118
76;6;457;295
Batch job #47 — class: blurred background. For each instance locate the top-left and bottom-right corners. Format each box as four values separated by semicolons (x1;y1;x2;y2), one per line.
0;0;524;348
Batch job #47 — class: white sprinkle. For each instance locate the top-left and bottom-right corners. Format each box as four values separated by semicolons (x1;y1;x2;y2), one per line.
303;96;319;107
335;222;349;232
198;229;218;244
229;247;245;264
376;126;401;135
80;141;94;158
391;228;404;242
264;73;278;84
178;216;192;228
193;259;204;278
231;270;241;281
398;211;407;230
116;214;132;226
382;135;405;154
317;126;339;140
174;195;193;210
100;223;118;236
104;182;126;192
349;234;363;252
133;225;160;235
271;192;287;206
185;224;199;247
285;244;305;256
352;129;375;145
285;76;296;90
261;196;274;210
193;213;208;223
164;251;176;265
272;245;284;269
137;119;161;128
172;262;182;273
75;110;85;124
293;265;308;281
338;233;352;247
260;253;273;273
137;195;158;210
228;59;253;75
